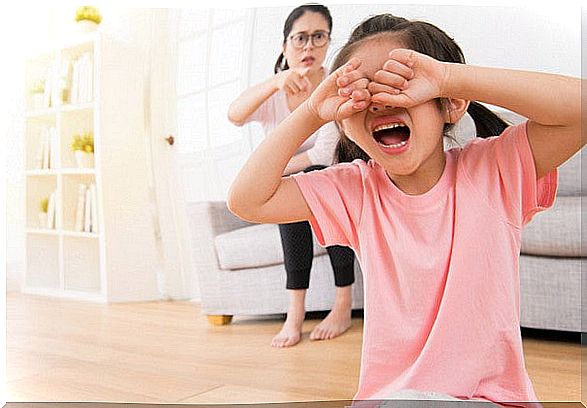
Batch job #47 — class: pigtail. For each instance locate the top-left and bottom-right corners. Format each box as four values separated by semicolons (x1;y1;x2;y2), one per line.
274;53;290;74
467;102;510;138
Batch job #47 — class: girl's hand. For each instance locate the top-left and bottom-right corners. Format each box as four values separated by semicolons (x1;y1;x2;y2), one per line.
368;49;449;108
275;67;313;95
306;58;371;122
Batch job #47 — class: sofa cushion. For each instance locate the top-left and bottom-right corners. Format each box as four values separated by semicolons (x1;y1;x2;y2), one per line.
214;223;327;270
521;196;582;257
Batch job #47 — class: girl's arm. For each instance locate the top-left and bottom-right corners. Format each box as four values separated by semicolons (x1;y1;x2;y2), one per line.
228;60;369;223
362;49;582;179
227;68;312;126
443;64;581;179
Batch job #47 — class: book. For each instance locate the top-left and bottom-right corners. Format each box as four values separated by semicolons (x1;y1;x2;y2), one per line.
74;184;87;232
35;129;45;169
42;128;50;169
60;58;72;105
89;183;98;233
42;65;52;108
84;187;92;232
47;191;56;229
71;58;80;105
48;127;57;169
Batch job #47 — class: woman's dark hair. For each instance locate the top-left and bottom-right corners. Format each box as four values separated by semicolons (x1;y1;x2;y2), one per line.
274;4;333;74
332;14;510;163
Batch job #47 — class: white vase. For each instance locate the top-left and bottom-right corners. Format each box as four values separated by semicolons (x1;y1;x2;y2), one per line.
38;212;48;229
74;151;95;168
77;19;98;33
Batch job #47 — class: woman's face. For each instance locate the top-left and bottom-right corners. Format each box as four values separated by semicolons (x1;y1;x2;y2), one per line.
340;36;448;184
282;11;330;72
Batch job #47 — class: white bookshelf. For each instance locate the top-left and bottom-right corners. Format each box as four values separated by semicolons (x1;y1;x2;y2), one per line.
23;33;161;302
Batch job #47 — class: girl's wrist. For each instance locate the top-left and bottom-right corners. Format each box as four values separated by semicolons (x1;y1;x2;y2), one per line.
300;100;327;129
438;61;455;98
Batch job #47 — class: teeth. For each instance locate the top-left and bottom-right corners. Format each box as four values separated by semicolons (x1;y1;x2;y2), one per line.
372;122;406;133
379;140;408;149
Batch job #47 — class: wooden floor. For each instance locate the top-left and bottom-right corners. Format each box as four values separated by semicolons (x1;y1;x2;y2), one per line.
5;292;583;404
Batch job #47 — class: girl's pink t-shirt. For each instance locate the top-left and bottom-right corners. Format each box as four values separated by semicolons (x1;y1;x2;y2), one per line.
293;123;558;404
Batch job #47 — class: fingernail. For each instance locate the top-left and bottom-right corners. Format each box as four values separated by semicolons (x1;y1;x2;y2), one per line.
340;87;351;96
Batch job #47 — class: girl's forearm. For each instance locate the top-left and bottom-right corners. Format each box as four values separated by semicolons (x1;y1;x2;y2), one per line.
227;76;279;126
443;64;580;128
228;101;324;216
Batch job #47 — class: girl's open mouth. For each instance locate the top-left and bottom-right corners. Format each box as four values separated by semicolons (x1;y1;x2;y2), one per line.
372;122;411;153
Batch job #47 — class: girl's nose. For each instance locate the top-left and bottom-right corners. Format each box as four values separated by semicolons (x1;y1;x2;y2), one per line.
368;102;394;113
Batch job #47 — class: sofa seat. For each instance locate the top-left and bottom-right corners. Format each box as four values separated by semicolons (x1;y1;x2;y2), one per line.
521;196;582;257
214;223;327;270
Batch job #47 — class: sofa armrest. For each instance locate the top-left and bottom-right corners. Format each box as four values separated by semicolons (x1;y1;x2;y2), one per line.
185;201;254;299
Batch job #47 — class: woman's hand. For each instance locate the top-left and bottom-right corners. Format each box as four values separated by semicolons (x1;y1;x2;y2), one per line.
306;58;371;122
274;67;313;95
367;49;449;108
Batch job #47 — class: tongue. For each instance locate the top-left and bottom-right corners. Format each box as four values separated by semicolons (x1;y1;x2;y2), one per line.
379;133;405;145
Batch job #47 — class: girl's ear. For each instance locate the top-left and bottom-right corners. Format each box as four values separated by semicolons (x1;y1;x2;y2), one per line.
443;98;469;124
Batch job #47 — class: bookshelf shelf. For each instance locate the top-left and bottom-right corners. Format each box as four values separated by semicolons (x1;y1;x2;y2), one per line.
23;32;160;303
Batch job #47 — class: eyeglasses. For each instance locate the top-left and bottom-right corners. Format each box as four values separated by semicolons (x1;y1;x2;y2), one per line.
288;31;330;49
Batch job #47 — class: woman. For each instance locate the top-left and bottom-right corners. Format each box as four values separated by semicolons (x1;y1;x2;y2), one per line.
228;4;356;348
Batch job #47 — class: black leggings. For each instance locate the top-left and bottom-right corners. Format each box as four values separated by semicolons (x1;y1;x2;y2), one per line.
278;165;355;290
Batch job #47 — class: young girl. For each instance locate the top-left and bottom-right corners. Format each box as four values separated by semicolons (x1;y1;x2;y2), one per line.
228;13;581;405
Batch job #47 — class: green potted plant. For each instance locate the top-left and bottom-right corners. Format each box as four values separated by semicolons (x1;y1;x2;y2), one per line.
75;6;102;32
39;196;49;228
30;79;45;110
71;132;95;168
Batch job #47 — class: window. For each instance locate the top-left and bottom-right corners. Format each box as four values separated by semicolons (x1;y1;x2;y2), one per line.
175;8;253;153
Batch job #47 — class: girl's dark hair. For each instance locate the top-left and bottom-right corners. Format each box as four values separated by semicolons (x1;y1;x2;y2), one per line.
332;14;510;163
274;4;333;74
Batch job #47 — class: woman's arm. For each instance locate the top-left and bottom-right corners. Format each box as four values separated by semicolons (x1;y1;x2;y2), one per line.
227;76;280;126
228;68;313;126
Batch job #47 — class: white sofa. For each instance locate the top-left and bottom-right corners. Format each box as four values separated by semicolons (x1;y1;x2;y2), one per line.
188;112;581;331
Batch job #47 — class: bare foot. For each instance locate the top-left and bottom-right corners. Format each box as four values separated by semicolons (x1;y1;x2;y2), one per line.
309;307;352;341
271;319;303;348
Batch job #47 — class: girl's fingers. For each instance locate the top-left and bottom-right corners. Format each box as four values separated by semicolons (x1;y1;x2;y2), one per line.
388;48;417;67
337;69;365;88
382;58;413;79
371;91;412;108
338;78;370;97
337;97;369;119
373;69;409;90
350;88;371;102
368;81;401;96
